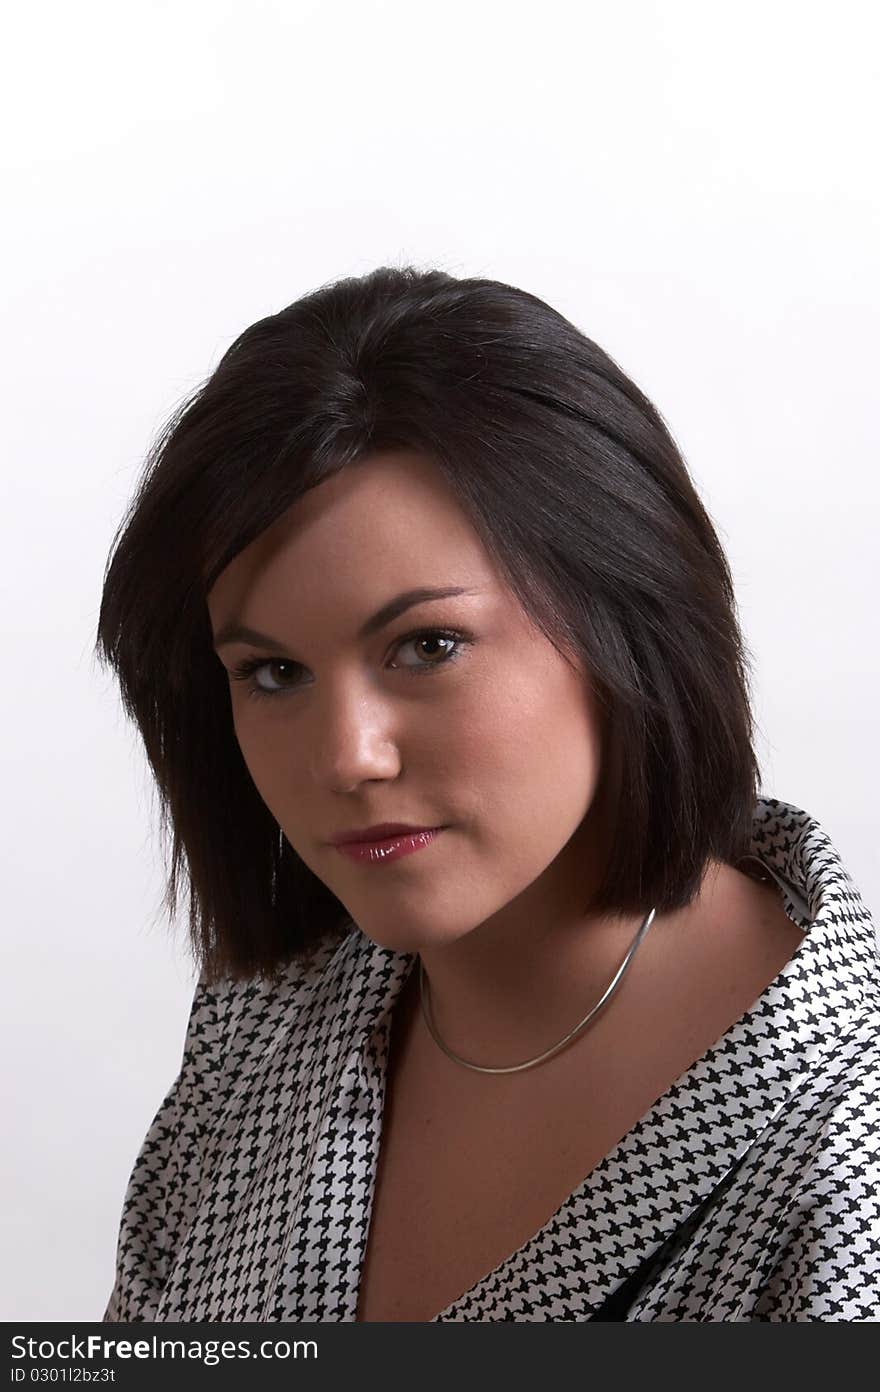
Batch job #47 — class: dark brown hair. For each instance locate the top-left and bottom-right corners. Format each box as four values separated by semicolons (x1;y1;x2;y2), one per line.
94;264;760;984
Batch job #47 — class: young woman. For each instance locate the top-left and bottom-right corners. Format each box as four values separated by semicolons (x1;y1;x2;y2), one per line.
98;265;879;1322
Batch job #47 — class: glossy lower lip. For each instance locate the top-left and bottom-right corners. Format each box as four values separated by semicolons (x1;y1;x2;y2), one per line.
333;827;446;863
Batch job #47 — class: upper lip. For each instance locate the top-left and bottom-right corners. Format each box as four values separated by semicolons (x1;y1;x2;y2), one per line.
330;822;444;846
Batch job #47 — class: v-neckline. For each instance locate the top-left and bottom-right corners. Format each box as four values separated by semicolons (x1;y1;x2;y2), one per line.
354;859;825;1321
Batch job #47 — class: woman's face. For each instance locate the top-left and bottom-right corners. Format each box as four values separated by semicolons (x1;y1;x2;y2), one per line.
207;450;612;953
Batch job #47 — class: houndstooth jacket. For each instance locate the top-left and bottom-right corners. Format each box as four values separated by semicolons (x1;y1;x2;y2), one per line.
103;797;880;1321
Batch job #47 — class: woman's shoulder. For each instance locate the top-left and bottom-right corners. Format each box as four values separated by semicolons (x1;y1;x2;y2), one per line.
178;923;366;1082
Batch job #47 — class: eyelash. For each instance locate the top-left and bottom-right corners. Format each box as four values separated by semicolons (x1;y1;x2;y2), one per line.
228;627;473;702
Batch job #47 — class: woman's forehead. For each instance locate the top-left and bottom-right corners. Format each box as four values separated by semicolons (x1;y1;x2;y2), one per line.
207;454;499;614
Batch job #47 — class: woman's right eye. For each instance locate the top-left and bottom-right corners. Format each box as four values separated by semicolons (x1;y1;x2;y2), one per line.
229;656;302;701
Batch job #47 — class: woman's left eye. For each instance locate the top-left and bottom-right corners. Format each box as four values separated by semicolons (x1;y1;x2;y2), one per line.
228;627;471;701
390;630;467;672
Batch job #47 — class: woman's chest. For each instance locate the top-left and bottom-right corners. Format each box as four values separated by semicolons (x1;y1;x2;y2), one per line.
355;874;803;1322
354;996;703;1322
354;1069;623;1322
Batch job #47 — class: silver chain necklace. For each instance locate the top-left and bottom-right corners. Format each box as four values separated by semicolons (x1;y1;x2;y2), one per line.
418;905;657;1074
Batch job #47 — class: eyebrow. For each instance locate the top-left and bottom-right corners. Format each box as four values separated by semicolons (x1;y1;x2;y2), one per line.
212;585;481;651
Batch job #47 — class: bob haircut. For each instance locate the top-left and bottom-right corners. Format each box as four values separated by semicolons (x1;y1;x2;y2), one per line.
95;264;760;985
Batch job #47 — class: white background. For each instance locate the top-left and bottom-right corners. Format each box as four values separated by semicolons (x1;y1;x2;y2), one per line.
1;0;877;1321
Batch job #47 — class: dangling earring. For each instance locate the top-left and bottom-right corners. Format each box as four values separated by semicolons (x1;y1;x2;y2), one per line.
270;824;284;908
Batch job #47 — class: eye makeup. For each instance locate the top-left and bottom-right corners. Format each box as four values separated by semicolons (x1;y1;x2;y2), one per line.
228;625;474;701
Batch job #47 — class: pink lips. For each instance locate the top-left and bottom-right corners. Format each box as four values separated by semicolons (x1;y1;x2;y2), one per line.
333;826;446;864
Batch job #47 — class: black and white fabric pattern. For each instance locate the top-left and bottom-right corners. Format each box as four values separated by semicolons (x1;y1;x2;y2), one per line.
103;797;880;1322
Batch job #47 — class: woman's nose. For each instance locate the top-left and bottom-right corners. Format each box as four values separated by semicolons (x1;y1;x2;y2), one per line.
306;684;401;792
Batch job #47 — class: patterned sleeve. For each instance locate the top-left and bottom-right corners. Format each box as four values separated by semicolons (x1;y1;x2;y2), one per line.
753;1075;880;1321
102;974;233;1322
